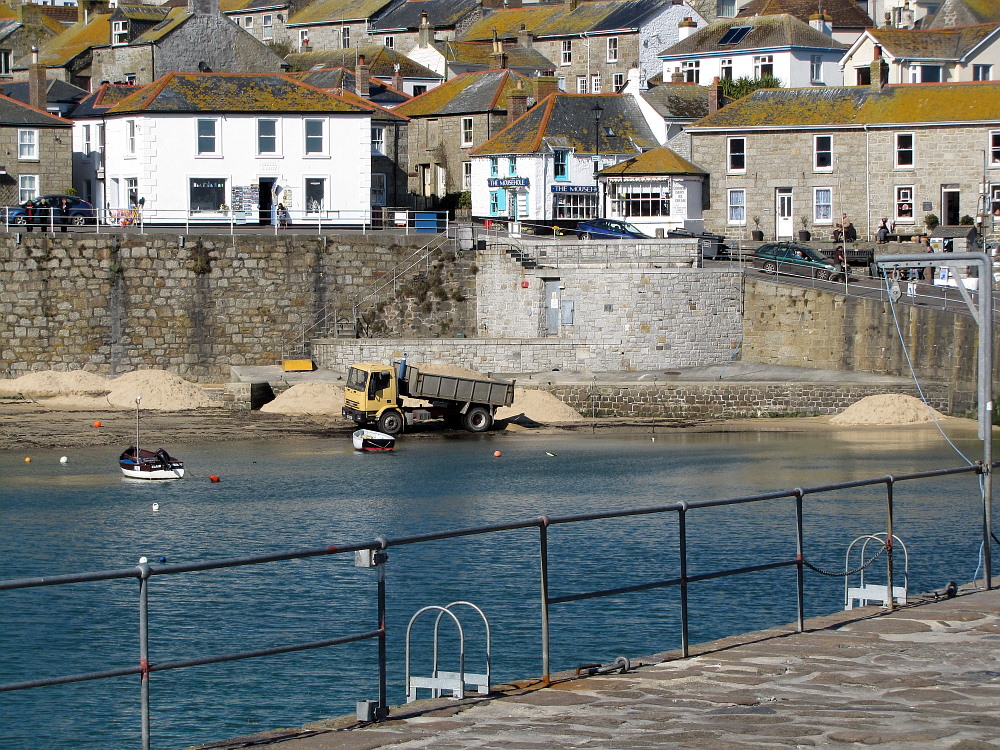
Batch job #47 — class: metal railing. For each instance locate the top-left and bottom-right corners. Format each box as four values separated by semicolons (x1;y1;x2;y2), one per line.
1;461;992;749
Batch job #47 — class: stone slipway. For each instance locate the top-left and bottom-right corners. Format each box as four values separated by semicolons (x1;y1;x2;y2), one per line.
198;588;1000;750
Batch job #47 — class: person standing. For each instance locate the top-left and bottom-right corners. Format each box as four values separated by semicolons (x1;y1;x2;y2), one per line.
23;198;34;232
55;197;69;232
835;245;847;280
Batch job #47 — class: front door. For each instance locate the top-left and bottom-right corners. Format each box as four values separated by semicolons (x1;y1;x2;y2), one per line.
776;188;793;238
258;178;275;225
545;280;561;335
942;188;960;226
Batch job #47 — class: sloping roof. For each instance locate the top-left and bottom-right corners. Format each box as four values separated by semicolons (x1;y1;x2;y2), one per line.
660;13;847;58
69;83;143;117
287;0;395;26
115;4;171;23
285;45;442;79
0;93;72;127
737;0;873;29
0;19;20;42
291;67;411;107
0;4;17;21
688;82;1000;129
435;40;556;69
104;72;376;114
372;0;478;30
33;13;111;67
600;144;706;175
2;79;88;108
130;6;190;44
394;69;532;116
325;86;409;119
928;0;1000;28
639;81;710;120
867;23;1000;61
460;0;670;42
471;92;659;155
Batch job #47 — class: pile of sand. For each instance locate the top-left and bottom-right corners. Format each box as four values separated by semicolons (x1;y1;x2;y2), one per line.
496;387;584;423
260;382;345;415
106;370;214;410
0;368;213;410
0;370;110;397
830;394;946;426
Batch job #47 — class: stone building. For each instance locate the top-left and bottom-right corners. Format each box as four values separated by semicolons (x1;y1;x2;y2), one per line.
0;89;73;206
686;77;1000;241
285;44;443;96
283;0;394;53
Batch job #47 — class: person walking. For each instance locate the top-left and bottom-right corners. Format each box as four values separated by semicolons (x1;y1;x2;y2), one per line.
835;245;848;280
56;197;70;232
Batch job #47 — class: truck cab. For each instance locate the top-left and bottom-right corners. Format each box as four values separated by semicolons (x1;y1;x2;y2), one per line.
343;362;404;434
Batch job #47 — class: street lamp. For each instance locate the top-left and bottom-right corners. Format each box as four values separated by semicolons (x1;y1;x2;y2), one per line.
592;102;603;174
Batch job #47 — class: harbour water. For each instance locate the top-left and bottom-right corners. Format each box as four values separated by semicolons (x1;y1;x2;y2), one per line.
0;423;990;749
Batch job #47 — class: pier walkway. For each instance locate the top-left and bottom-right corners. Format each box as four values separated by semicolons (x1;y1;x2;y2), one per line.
202;588;1000;750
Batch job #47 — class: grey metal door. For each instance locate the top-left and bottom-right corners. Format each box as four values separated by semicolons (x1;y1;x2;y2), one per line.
545;280;561;335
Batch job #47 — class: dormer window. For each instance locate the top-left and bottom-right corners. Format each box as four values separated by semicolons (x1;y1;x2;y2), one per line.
112;20;128;45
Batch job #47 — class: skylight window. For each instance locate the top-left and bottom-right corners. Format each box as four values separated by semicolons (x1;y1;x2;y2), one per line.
718;26;752;45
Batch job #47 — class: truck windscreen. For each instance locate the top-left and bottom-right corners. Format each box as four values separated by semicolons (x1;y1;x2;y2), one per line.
346;367;368;391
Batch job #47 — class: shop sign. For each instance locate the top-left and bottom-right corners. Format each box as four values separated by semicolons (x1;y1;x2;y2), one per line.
550;185;597;193
488;177;530;187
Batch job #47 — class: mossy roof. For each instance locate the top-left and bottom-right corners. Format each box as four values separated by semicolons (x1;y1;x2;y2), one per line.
0;92;71;127
394;69;532;116
435;40;555;68
929;0;1000;27
34;13;111;67
688;82;1000;129
105;72;376;114
291;67;411;109
471;92;658;155
737;0;873;28
460;0;669;42
287;0;394;26
639;81;709;120
0;4;17;21
285;45;441;78
131;7;190;44
599;145;706;175
660;13;846;58
69;83;142;117
867;23;1000;61
114;4;171;23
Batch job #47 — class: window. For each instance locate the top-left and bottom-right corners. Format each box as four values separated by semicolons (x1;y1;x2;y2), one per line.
18;129;37;160
591;73;601;93
304;119;325;154
727;137;745;172
262;14;273;40
552;191;597;219
0;50;11;76
257;119;277;154
124;73;137;85
126;120;136;156
305;178;325;213
554;149;569;180
810;55;823;84
244;16;253;28
371;125;384;155
82;124;91;156
720;58;733;80
508;156;517;176
189;178;226;212
717;0;737;18
814;187;832;223
371;173;386;206
727;188;746;224
895;132;914;167
196;118;217;155
682;60;699;83
489;190;503;215
557;76;566;91
753;55;773;78
112;20;128;45
613;73;624;90
461;117;473;147
125;177;138;207
990;184;1000;217
814;135;832;170
299;29;309;48
462;161;472;190
974;64;992;81
607;37;618;63
577;76;587;93
561;40;572;65
991;131;1000;165
384;36;394;48
18;174;37;203
895;186;914;220
719;26;752;44
911;64;941;83
412;85;427;96
489;157;499;177
611;182;670;217
341;26;350;48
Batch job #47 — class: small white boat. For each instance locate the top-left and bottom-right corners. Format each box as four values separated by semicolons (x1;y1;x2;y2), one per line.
353;429;395;452
119;396;184;479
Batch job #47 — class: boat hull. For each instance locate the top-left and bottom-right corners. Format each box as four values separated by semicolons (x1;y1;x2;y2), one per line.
352;429;395;452
119;447;184;480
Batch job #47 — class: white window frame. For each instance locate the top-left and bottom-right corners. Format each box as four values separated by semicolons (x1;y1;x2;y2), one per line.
991;130;1000;166
895;132;914;168
126;120;136;156
304;118;326;156
753;55;773;78
814;187;833;223
299;29;310;48
727;136;746;173
606;37;618;63
591;73;601;93
257;118;279;155
720;58;733;80
814;135;832;171
305;177;326;214
112;20;128;45
613;73;624;91
462;161;472;190
561;40;572;65
810;54;823;84
341;26;350;48
17;129;38;160
371;125;385;155
895;186;914;222
244;16;253;28
384;35;394;48
557;76;566;91
727;188;746;225
460;117;473;147
262;14;273;40
682;60;699;84
82;124;92;157
18;174;38;203
717;0;737;18
974;64;992;81
196;118;219;156
577;76;587;93
0;50;11;76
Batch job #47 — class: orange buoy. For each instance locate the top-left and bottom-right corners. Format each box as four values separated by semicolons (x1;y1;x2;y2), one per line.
24;456;31;463
209;475;221;483
92;420;102;428
493;450;502;457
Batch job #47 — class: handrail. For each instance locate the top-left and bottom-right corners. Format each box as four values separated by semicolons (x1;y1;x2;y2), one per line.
0;461;991;750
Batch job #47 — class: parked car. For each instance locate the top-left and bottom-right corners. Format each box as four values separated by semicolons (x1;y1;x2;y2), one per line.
576;218;650;240
4;195;96;226
753;242;845;281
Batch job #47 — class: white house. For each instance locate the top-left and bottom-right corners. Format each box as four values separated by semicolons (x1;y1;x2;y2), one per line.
71;72;392;225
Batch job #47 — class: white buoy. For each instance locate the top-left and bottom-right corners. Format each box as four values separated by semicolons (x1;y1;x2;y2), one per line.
152;503;159;511
59;456;68;464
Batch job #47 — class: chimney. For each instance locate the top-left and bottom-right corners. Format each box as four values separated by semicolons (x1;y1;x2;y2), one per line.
28;47;46;112
508;80;529;125
564;0;579;11
517;23;533;49
391;63;403;91
189;0;220;17
898;1;916;29
489;29;507;70
708;76;721;113
418;10;432;47
671;66;684;83
678;17;698;40
809;12;832;36
533;70;558;101
626;67;642;91
870;45;887;90
884;11;892;28
356;54;370;97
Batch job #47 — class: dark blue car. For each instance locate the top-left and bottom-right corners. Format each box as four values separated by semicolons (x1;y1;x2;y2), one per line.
5;195;96;226
576;218;650;240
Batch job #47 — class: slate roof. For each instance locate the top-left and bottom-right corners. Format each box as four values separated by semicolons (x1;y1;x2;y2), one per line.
0;19;20;42
927;0;1000;28
460;0;670;42
599;145;706;175
0;93;72;127
104;72;377;114
33;13;112;67
865;23;1000;61
434;40;556;70
285;46;442;79
328;86;409;119
2;79;89;111
115;4;171;23
68;83;143;118
639;81;710;120
291;67;411;107
659;13;847;58
287;0;395;26
371;0;478;30
736;0;873;29
394;69;533;116
471;92;659;155
129;6;190;44
688;82;1000;129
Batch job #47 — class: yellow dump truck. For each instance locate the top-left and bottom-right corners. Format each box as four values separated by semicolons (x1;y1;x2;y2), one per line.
342;359;515;435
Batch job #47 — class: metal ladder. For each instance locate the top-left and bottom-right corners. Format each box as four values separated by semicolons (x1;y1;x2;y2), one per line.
844;533;909;610
405;601;491;702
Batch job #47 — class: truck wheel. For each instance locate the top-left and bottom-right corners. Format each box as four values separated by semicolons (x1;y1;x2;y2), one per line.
463;406;492;432
377;410;404;435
